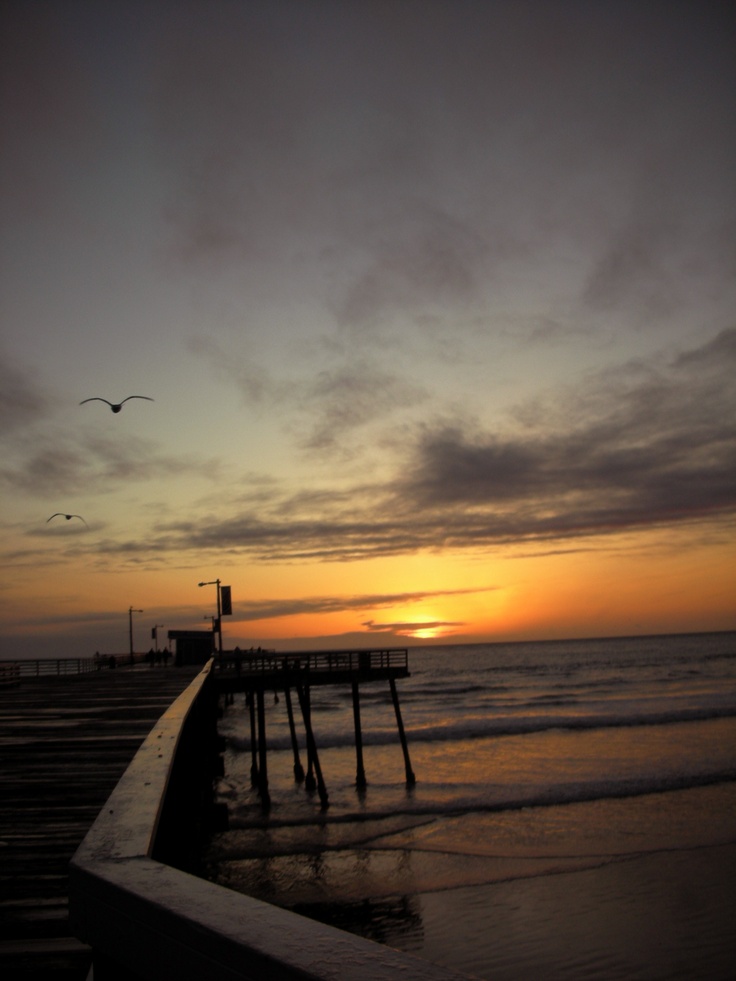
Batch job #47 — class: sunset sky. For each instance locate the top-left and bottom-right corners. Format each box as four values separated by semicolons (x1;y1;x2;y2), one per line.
1;0;734;659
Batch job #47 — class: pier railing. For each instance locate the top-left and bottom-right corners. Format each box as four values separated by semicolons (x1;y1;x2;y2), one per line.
0;660;21;686
0;649;409;682
69;658;467;981
215;646;409;677
0;657;100;678
0;652;162;678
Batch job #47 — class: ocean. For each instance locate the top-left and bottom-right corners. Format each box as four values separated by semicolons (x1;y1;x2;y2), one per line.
203;633;736;979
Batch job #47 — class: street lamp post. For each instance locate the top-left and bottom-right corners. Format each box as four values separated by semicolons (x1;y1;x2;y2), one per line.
198;579;222;651
203;615;217;647
128;606;143;660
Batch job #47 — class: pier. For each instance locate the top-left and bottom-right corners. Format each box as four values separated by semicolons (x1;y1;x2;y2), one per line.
2;651;467;980
213;647;416;808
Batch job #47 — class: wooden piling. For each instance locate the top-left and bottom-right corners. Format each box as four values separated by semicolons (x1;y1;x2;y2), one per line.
214;647;414;807
351;680;367;789
256;687;270;809
284;685;305;781
302;684;317;792
296;683;329;808
247;690;258;787
390;677;416;786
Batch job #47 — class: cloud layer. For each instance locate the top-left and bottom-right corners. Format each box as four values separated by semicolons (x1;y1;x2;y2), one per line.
128;329;736;562
2;2;734;653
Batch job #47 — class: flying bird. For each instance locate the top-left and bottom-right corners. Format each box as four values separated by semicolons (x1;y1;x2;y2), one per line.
47;513;88;527
80;396;154;413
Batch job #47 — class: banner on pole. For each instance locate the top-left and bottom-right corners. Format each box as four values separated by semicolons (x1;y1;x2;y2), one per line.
220;585;232;616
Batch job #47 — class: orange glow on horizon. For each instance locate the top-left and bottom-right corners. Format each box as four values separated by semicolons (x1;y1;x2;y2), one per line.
3;522;734;659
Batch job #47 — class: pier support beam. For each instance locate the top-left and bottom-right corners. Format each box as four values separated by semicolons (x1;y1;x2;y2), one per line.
390;677;415;786
284;685;305;782
256;687;270;809
302;684;316;792
247;691;258;787
296;684;329;808
351;681;367;789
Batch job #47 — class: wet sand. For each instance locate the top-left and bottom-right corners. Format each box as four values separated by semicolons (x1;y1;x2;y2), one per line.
206;782;736;979
408;842;736;979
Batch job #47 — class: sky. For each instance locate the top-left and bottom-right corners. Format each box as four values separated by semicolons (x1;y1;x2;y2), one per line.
1;0;735;659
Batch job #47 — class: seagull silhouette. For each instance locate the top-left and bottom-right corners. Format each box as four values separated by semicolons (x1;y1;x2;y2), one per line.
47;513;89;527
80;396;154;413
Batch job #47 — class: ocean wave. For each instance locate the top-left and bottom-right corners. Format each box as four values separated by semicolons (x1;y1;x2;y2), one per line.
405;705;736;741
225;703;736;754
222;770;736;835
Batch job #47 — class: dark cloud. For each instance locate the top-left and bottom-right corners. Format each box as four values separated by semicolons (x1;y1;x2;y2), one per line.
580;179;736;327
334;206;490;332
145;328;736;560
297;359;426;452
396;328;736;532
12;608;127;629
186;335;285;407
153;3;338;267
4;338;728;573
2;443;88;495
1;429;219;497
0;3;100;217
151;509;422;563
581;212;678;320
0;355;51;434
187;334;426;454
152;1;735;321
236;587;491;623
362;618;465;635
672;326;736;371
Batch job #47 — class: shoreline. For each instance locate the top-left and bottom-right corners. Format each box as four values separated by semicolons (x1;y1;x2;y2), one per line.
206;782;736;979
403;840;736;980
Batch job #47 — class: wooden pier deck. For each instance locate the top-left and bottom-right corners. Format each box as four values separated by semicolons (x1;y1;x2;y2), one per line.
0;663;200;981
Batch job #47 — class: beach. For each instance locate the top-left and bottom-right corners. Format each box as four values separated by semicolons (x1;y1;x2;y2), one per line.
203;634;736;979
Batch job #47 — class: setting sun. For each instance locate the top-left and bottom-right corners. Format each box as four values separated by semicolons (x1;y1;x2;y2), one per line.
408;624;443;640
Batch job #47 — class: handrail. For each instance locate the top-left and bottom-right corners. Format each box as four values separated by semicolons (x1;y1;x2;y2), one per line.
69;659;467;981
0;657;98;677
0;660;21;686
0;652;161;678
215;647;409;676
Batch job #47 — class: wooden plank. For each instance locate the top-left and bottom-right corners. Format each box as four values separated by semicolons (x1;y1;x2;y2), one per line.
0;665;200;980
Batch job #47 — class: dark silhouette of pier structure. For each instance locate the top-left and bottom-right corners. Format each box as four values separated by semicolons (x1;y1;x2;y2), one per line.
213;647;416;809
1;649;434;980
